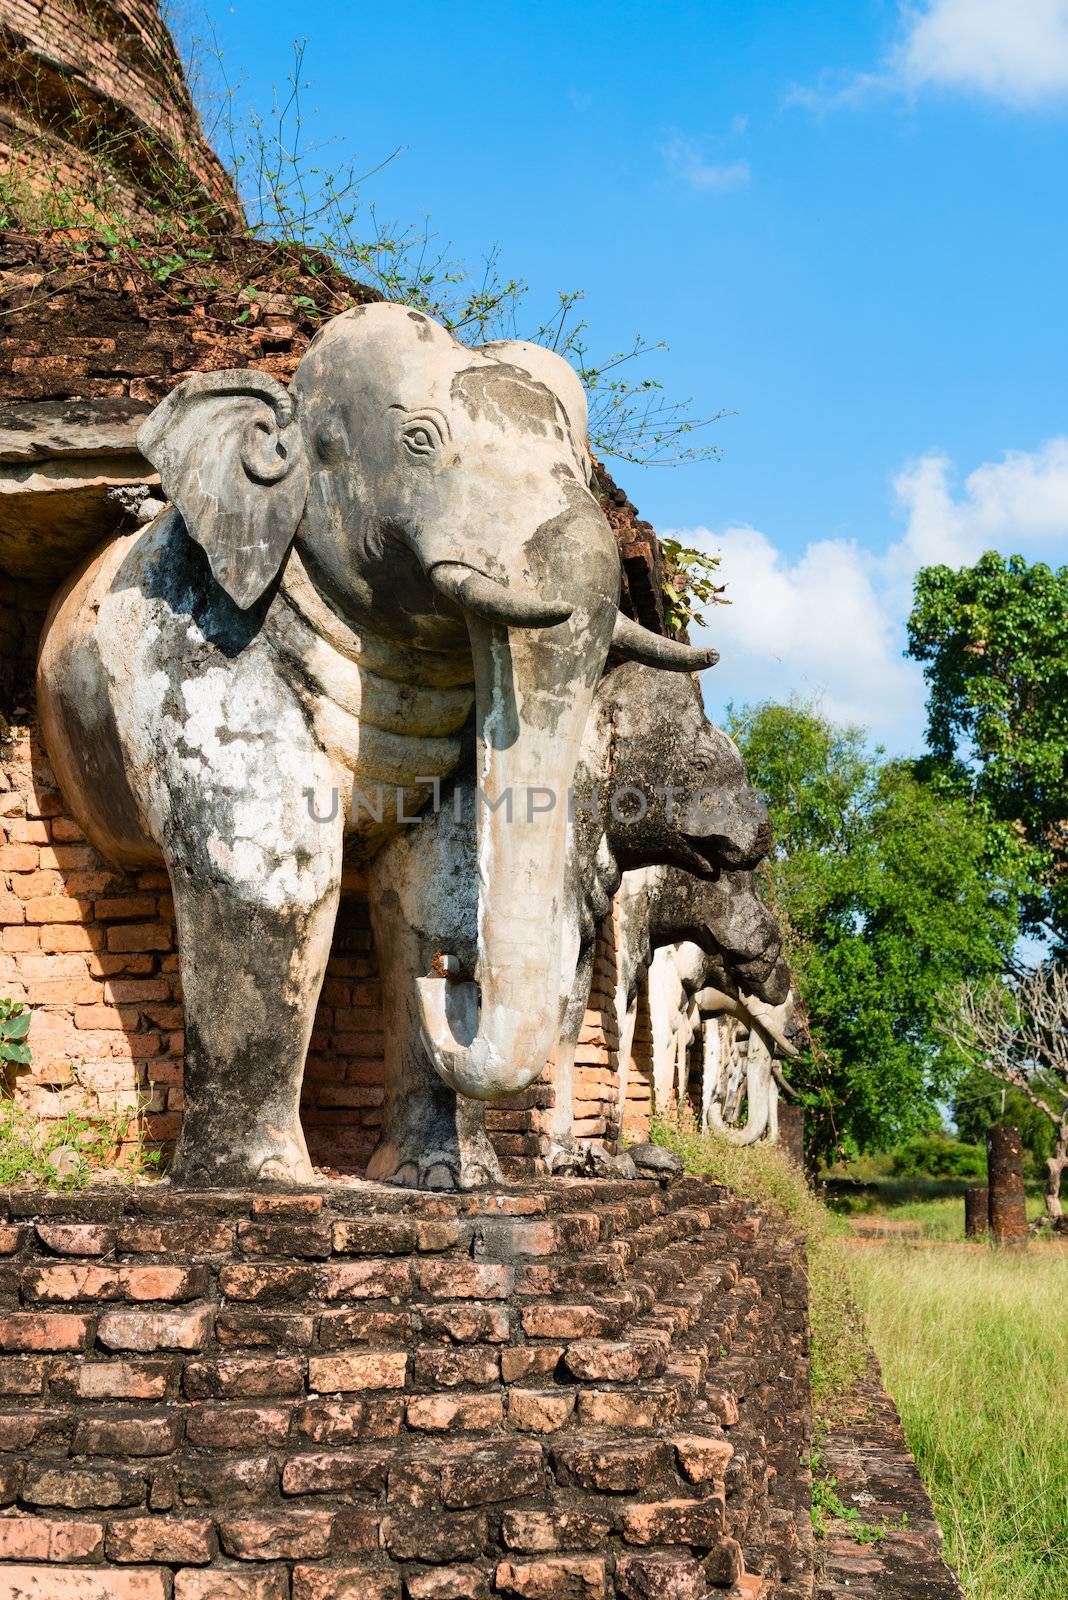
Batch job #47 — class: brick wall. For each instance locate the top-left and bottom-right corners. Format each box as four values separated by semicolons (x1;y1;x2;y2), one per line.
0;0;243;230
0;1172;812;1597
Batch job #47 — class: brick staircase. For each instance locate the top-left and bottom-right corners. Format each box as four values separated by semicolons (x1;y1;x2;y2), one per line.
0;1174;811;1598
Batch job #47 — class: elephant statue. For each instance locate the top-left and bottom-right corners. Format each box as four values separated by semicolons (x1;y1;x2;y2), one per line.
363;658;780;1184
36;302;714;1187
647;935;802;1145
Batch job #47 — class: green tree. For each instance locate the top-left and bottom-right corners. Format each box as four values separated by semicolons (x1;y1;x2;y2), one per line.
727;700;1024;1166
906;552;1068;944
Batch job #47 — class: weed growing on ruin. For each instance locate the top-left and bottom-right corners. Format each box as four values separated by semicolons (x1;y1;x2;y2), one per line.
810;1455;908;1542
851;1245;1068;1600
0;1000;31;1091
0;1095;161;1190
651;1114;867;1415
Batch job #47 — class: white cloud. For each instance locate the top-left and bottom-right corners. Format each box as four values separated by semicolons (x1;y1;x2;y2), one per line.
676;435;1068;752
790;0;1068;112
895;436;1068;567
898;0;1068;105
661;133;750;194
681;525;926;749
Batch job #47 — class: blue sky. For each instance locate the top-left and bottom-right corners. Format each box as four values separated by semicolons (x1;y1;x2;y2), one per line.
194;0;1068;751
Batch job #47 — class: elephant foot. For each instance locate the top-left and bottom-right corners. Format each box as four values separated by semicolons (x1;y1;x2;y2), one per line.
170;1123;314;1189
366;1115;503;1192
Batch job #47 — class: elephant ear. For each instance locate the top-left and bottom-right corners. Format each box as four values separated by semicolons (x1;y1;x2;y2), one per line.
138;370;309;609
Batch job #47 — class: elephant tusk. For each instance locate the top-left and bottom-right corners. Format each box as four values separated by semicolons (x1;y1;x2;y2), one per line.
429;561;573;629
612;612;719;670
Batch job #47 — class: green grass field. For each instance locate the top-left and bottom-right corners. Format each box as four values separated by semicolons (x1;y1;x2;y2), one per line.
825;1174;1049;1240
851;1244;1068;1600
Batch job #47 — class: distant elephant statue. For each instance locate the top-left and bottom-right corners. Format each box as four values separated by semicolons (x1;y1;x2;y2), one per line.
37;303;716;1187
366;662;774;1184
647;935;801;1145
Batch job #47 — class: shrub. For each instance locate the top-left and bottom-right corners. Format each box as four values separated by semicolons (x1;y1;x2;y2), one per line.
891;1133;986;1180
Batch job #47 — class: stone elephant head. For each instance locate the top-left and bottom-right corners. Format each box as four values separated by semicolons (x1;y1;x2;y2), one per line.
138;302;715;1104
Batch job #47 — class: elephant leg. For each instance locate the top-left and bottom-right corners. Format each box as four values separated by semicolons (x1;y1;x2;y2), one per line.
167;860;340;1187
547;939;595;1167
367;882;501;1191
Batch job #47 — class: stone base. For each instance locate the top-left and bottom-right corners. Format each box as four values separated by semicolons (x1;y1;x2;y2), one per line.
0;1174;810;1598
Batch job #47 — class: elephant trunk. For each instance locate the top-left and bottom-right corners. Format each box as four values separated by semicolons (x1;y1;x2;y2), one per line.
417;507;618;1100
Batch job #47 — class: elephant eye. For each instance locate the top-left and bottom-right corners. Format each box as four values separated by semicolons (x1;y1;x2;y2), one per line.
404;426;435;456
402;420;442;459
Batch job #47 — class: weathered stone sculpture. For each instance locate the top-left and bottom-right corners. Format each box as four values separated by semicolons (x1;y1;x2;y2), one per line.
648;937;801;1144
36;303;714;1186
364;662;776;1185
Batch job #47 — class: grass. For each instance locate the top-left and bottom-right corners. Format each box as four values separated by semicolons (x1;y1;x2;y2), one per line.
851;1245;1068;1600
652;1116;867;1413
0;1096;161;1189
825;1175;1050;1240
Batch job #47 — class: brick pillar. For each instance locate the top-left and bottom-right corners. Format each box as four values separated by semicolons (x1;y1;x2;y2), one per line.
777;1102;805;1167
964;1186;989;1237
987;1125;1028;1246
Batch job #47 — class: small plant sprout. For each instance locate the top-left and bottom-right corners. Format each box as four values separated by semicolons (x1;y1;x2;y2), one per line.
0;1000;31;1089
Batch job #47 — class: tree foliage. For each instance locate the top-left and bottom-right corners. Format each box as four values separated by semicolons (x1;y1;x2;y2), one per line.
727;700;1025;1165
906;552;1068;944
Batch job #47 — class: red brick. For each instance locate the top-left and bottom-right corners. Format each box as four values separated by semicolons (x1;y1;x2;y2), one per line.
621;1496;724;1548
319;1260;411;1300
317;1308;413;1347
500;1510;611;1555
183;1357;304;1399
280;1451;389;1497
329;1219;416;1254
508;1389;576;1433
615;1553;708;1600
412;1347;499;1388
105;923;172;952
575;1389;680;1429
74;1412;182;1456
185;1405;292;1448
237;1221;332;1257
250;1194;324;1217
0;1226;22;1255
0;1517;103;1560
218;1263;317;1303
22;1463;146;1509
405;1569;486;1600
215;1310;315;1349
95;896;158;920
0;1356;44;1395
499;1348;562;1384
24;898;90;923
520;1305;621;1340
52;1360;172;1401
292;1569;399;1600
0;1313;92;1352
414;1261;513;1300
106;1516;217;1563
308;1351;407;1392
406;1393;505;1432
673;1435;734;1485
564;1339;664;1382
21;1263;203;1302
419;1304;511;1344
174;1573;288;1600
495;1559;606;1599
98;1305;211;1352
438;1443;544;1509
117;1222;234;1255
551;1442;663;1493
219;1511;337;1560
35;1224;115;1256
0;1571;167;1599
